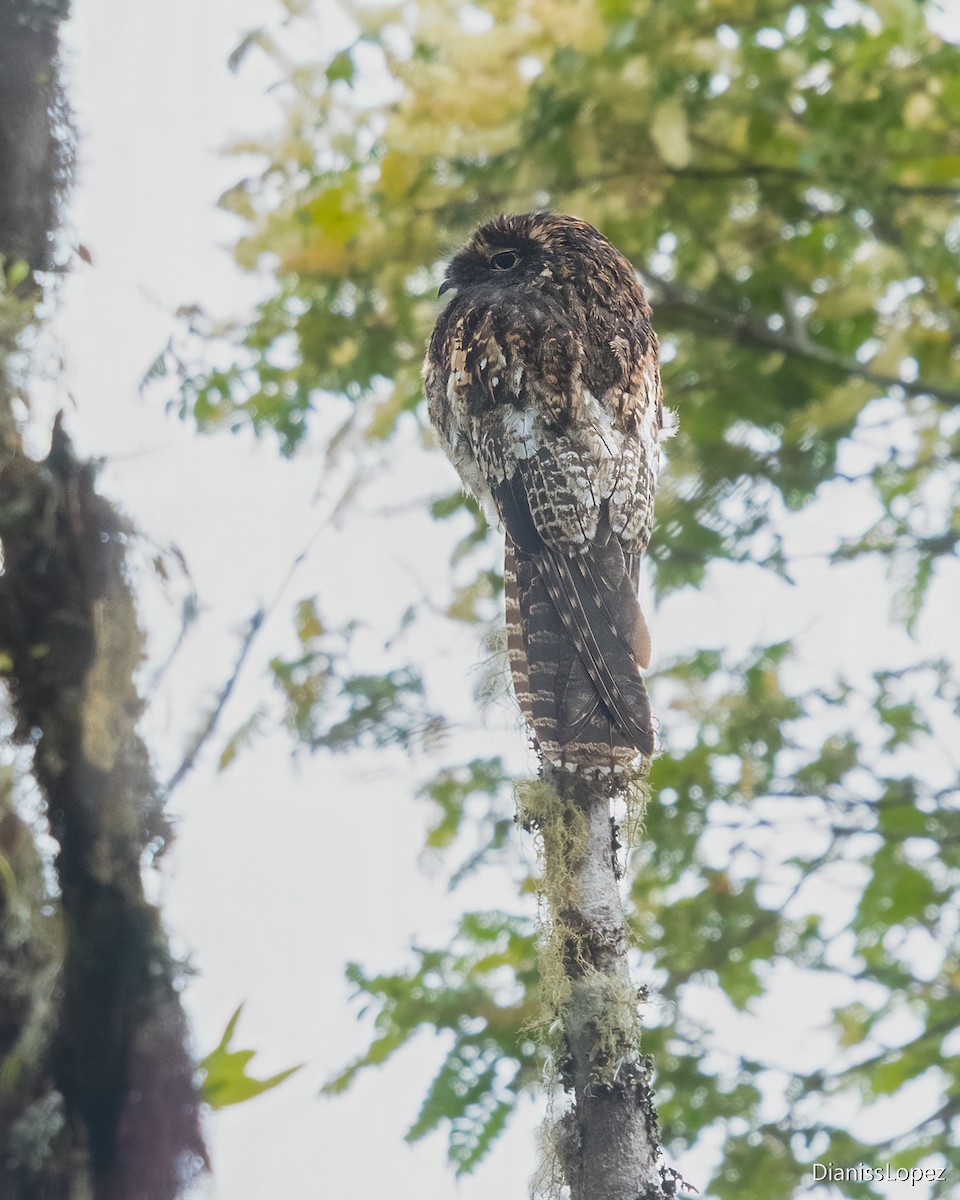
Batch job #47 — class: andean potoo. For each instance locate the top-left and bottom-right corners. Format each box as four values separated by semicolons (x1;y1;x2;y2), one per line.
424;213;673;770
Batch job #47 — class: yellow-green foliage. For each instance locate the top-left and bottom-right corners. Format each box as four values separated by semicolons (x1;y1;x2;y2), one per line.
0;259;40;442
0;765;62;1104
0;262;36;345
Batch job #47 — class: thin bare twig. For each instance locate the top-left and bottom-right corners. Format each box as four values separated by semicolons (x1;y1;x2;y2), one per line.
161;504;340;799
162;606;266;798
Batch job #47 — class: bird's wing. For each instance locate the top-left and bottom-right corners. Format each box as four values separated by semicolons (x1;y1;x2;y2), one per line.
495;451;653;757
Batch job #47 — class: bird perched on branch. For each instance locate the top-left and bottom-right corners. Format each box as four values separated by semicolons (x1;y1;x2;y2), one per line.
425;213;673;771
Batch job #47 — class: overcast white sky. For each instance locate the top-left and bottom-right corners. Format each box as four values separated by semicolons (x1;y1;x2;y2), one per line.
47;2;957;1197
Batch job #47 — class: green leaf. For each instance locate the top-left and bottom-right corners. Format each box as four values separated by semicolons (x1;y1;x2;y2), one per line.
326;50;355;84
198;1006;303;1109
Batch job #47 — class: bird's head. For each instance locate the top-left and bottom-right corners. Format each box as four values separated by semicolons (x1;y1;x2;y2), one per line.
438;212;640;305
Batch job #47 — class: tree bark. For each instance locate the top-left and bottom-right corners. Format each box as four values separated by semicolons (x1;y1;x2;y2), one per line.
524;767;668;1200
0;0;71;274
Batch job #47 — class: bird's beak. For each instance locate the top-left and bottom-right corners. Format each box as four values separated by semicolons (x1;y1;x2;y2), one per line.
438;278;454;297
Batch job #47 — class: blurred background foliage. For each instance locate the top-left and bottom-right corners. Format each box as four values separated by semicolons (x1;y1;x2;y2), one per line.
162;0;959;1195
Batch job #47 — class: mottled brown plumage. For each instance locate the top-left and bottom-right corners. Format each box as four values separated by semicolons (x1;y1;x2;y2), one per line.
424;213;673;769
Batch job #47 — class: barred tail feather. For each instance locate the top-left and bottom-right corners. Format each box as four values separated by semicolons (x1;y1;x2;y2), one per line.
506;536;654;769
504;537;537;740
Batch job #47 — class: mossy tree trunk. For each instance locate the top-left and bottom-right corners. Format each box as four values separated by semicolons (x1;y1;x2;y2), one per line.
522;768;669;1200
0;3;206;1196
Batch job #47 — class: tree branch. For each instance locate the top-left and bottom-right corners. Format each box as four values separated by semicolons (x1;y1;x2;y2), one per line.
646;270;960;407
665;159;960;199
163;607;264;798
162;507;333;799
523;770;670;1200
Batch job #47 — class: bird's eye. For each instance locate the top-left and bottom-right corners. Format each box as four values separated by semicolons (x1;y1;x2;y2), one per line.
490;249;521;271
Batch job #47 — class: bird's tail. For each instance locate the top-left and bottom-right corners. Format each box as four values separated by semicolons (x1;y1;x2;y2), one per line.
505;526;654;771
